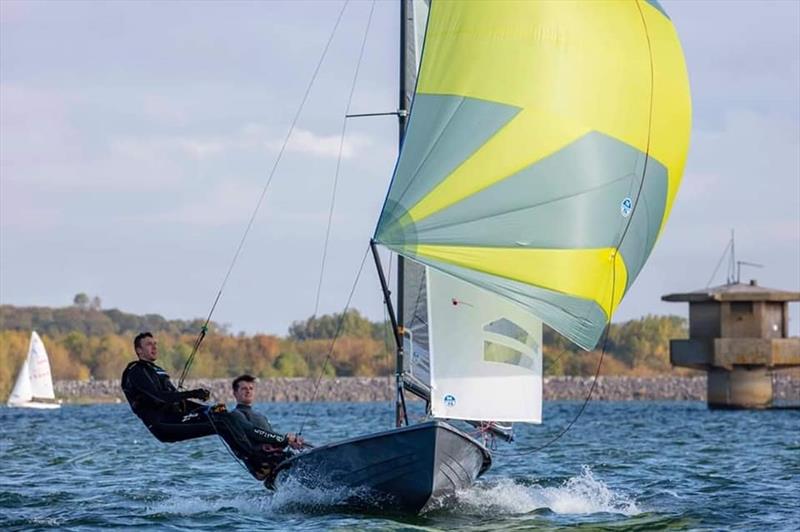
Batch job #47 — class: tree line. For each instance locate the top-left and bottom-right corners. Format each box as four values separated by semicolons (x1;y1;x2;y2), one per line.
0;296;690;400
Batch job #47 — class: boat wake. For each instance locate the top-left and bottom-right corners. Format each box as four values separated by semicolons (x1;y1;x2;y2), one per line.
146;494;273;516
453;466;641;516
269;475;391;513
144;478;387;518
145;467;639;518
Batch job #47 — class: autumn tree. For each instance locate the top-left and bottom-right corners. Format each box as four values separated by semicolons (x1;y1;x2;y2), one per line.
73;293;90;310
288;309;375;340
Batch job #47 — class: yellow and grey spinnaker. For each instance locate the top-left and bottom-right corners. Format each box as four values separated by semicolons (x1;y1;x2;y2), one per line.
375;0;691;350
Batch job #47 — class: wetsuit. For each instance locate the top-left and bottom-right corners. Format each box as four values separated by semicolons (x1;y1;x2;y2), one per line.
120;360;284;473
121;360;215;442
230;404;282;440
230;404;290;480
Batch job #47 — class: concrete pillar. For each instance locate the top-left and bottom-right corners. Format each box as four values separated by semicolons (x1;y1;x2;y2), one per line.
707;367;773;409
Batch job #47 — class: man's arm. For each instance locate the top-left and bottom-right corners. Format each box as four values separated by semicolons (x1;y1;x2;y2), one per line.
124;364;207;406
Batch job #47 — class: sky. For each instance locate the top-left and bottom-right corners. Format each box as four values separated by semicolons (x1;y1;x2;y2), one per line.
1;0;799;338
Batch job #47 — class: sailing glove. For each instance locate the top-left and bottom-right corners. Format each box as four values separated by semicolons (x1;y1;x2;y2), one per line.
188;388;211;401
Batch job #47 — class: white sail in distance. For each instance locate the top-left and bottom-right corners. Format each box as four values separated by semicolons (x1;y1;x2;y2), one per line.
8;357;33;405
7;331;59;408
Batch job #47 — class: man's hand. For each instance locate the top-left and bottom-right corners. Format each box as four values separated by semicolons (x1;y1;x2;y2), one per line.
285;432;305;449
189;388;211;401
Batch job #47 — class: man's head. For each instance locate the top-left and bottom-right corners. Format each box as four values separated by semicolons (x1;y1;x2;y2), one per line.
232;374;257;406
134;332;157;362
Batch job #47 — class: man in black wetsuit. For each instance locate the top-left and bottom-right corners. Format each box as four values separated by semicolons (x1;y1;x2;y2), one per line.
120;332;299;478
120;332;216;442
230;374;304;481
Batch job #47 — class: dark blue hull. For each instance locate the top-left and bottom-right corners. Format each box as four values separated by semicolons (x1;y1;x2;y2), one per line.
269;420;491;514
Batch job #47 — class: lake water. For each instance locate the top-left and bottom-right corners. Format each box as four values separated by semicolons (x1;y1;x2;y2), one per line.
1;401;798;530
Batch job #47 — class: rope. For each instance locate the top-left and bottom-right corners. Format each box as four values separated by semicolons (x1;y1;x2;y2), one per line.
205;409;253;476
178;325;208;388
177;0;351;388
706;235;733;288
498;321;612;457
313;0;376;317
298;244;371;436
500;0;657;456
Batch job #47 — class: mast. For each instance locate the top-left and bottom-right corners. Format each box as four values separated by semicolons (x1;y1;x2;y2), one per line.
394;0;413;427
373;0;425;427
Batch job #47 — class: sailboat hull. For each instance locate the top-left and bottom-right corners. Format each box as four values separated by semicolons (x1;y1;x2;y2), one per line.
7;401;61;409
270;420;491;514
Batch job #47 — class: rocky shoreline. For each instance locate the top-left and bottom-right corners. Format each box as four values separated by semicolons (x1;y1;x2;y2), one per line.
54;375;800;404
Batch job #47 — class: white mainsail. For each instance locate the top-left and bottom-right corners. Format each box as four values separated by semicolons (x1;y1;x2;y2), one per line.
7;331;60;409
402;259;432;391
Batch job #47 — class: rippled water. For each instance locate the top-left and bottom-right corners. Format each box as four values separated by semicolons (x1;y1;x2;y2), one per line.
2;401;798;530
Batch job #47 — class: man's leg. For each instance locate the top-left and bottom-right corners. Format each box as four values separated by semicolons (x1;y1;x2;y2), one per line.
206;411;292;481
251;446;291;485
149;409;217;443
149;407;284;480
205;411;259;456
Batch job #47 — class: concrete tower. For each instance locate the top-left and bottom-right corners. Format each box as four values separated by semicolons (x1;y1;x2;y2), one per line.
662;281;800;409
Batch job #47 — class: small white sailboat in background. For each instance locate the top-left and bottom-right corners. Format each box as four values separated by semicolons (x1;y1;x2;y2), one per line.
7;331;61;409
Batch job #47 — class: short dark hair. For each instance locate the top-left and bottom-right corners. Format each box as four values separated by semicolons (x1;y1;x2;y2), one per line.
233;374;256;392
134;332;153;351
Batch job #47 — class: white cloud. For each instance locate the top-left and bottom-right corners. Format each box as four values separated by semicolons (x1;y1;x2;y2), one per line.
680;108;799;223
677;171;720;202
147;180;263;225
267;128;372;159
0;184;62;231
109;135;228;161
0;83;83;166
143;178;339;228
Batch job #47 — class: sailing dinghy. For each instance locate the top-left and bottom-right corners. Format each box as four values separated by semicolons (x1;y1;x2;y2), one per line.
7;331;61;409
268;0;691;514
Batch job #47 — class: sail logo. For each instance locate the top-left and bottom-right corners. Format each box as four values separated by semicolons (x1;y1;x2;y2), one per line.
443;394;456;407
620;197;633;218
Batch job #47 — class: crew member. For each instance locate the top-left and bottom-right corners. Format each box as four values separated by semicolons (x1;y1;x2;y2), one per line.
229;374;304;482
120;332;297;475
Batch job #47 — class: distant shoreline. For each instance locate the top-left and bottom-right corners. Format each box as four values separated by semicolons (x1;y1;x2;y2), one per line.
54;375;800;404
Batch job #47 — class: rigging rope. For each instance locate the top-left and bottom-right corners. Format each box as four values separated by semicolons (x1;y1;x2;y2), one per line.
313;0;376;317
177;0;351;388
497;319;611;457
501;1;657;456
706;234;733;288
299;244;371;436
205;408;253;476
